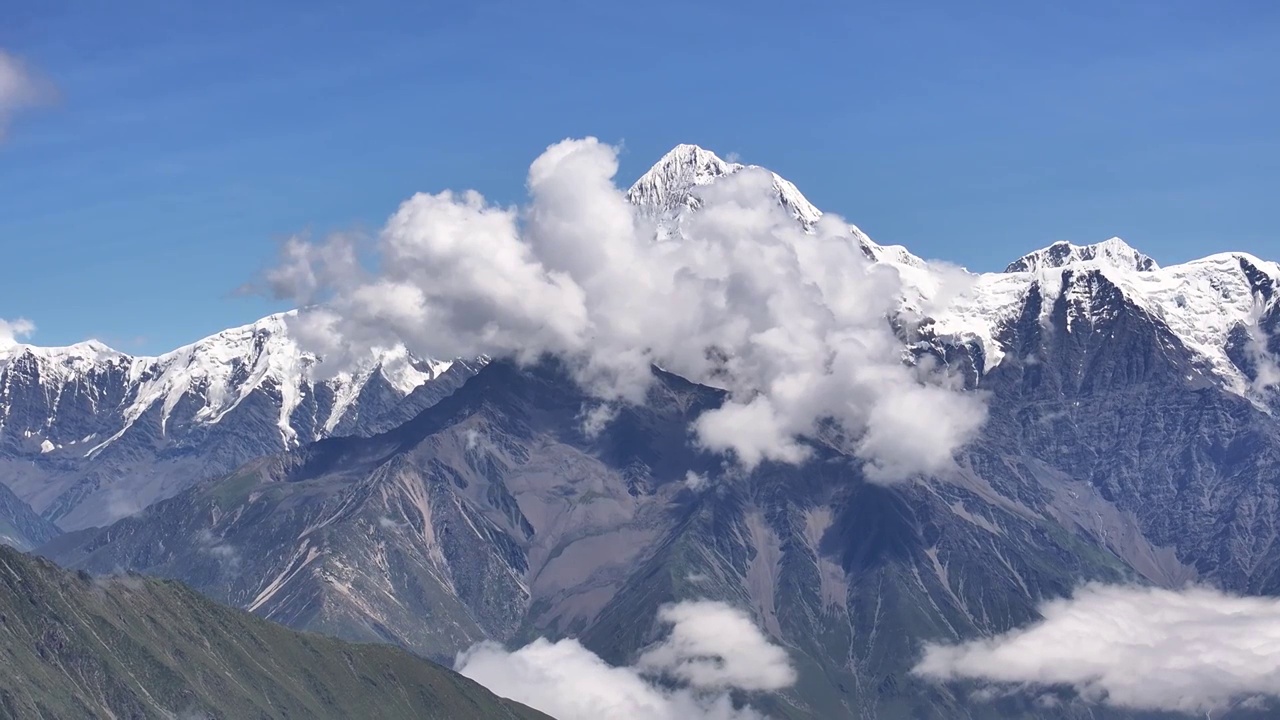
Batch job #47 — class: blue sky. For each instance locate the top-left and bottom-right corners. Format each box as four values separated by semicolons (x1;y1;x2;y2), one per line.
1;0;1277;353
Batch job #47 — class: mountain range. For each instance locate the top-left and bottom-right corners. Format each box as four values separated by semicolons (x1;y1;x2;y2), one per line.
8;143;1280;718
0;311;482;531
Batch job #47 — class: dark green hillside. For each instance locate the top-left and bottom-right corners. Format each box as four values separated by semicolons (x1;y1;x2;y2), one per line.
0;544;551;720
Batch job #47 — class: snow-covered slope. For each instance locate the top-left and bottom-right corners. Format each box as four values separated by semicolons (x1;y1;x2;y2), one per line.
627;144;925;267
1;312;451;455
921;242;1280;395
1004;238;1159;273
0;312;465;528
628;143;823;226
632;145;1280;402
85;312;452;454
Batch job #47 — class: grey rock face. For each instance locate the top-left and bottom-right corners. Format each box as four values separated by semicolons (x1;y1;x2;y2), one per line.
0;481;59;550
44;360;721;661
973;268;1280;597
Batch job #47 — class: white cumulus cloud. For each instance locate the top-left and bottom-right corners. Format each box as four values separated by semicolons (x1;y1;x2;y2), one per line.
913;583;1280;715
0;317;35;350
272;137;986;481
684;471;708;491
456;600;794;720
636;600;797;691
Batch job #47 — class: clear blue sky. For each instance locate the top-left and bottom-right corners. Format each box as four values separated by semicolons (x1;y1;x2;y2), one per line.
1;0;1277;353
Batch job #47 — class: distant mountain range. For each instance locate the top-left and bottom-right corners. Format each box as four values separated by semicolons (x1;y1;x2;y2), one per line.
11;144;1280;718
0;312;482;530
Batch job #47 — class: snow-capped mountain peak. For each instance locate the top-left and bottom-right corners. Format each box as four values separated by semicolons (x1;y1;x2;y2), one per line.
1004;237;1159;274
90;311;456;452
1;311;451;457
625;144;741;213
625;143;930;273
0;337;122;360
0;309;469;529
929;241;1280;398
627;143;823;227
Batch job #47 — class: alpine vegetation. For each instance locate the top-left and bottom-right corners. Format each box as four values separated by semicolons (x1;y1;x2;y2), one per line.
0;544;550;719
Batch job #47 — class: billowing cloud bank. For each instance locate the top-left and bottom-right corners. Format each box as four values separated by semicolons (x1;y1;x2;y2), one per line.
455;600;794;720
914;583;1280;714
273;137;985;480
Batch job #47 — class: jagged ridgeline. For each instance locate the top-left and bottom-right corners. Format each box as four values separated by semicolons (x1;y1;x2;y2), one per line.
0;544;550;719
0;317;483;532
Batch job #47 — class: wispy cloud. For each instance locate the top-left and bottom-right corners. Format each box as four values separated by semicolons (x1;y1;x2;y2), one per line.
0;50;50;139
194;529;241;573
456;600;795;720
914;583;1280;715
577;402;617;439
271;138;986;481
0;317;35;349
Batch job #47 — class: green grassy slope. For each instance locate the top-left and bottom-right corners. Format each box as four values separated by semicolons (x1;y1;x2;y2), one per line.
0;544;552;720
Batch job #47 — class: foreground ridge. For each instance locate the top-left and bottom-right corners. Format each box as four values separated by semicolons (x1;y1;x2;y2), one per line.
0;544;550;720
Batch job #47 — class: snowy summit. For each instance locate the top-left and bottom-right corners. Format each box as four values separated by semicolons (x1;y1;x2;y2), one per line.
627;143;823;227
1004;238;1160;274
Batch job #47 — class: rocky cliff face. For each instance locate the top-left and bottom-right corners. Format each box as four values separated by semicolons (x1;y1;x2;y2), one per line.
0;481;59;550
43;361;720;661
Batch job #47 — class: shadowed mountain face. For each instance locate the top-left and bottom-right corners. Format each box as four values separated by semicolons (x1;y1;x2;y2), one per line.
0;543;551;720
966;269;1280;596
44;360;731;662
0;482;59;550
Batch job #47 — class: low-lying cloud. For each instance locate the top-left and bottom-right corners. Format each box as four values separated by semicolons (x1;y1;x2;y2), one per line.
271;138;985;480
194;529;241;573
456;600;794;720
635;600;796;691
1243;303;1280;398
914;583;1280;715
